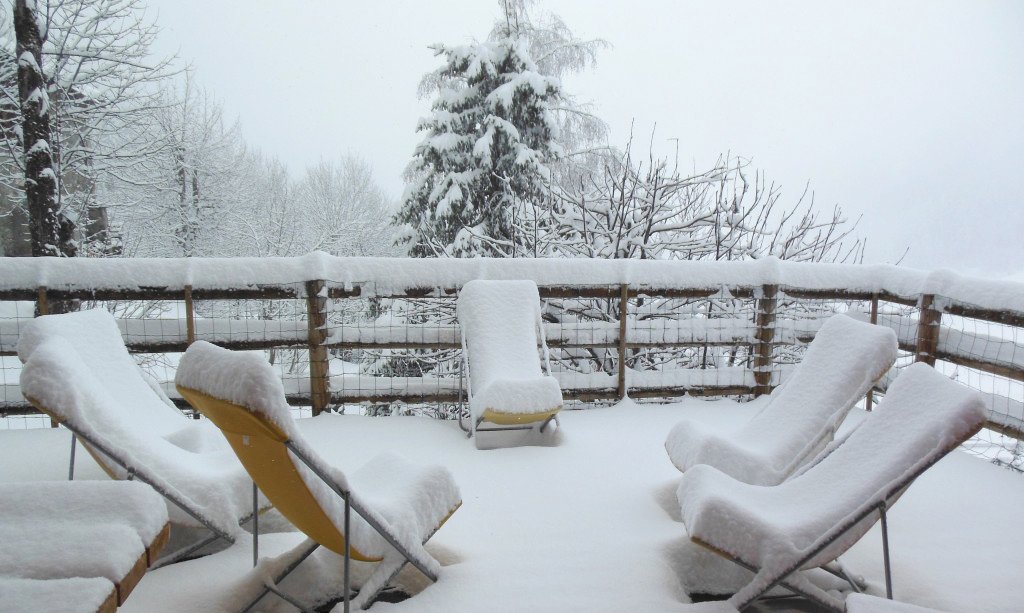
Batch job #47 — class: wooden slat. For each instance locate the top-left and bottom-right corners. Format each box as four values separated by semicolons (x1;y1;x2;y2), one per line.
933;350;1024;383
96;589;118;613
116;522;170;605
123;337;307;353
985;419;1024;441
942;302;1024;329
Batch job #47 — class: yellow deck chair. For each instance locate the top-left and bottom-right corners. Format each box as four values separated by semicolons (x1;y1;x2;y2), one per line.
175;341;461;611
456;280;563;442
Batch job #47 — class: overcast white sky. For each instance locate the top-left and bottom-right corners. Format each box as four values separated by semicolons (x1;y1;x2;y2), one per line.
148;0;1024;276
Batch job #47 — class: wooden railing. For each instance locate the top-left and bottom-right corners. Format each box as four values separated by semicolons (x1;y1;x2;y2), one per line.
1;257;1021;439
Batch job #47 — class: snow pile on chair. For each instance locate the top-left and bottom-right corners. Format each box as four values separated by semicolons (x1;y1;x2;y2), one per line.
176;340;461;561
0;480;168;611
678;363;986;608
457;280;562;419
666;314;897;485
17;309;253;533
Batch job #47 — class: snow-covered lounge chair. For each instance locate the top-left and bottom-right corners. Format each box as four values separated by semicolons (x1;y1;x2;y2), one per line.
175;340;462;611
0;480;170;612
17;309;262;564
456;280;562;441
677;363;986;612
665;314;897;485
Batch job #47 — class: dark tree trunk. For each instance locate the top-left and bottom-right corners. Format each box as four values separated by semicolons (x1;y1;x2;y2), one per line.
15;1;77;313
14;0;67;257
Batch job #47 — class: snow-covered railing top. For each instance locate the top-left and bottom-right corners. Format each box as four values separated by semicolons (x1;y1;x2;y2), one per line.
1;253;1022;318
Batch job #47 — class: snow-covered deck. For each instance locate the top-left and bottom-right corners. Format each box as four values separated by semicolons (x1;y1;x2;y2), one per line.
0;398;1020;613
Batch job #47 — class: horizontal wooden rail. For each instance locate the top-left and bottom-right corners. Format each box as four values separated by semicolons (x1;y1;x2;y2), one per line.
1;275;1021;440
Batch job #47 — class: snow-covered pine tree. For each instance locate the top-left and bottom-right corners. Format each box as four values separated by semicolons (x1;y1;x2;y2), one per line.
395;37;562;258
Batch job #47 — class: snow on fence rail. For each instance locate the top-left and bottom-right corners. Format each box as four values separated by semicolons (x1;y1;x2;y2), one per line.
0;255;1022;447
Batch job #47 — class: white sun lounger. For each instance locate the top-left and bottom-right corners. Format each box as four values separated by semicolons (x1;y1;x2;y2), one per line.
456;280;562;442
0;480;170;611
665;314;897;485
677;363;986;612
176;340;462;610
18;309;263;564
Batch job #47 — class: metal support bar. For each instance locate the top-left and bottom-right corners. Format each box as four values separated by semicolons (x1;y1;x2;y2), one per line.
457;356;471;437
52;420;236;562
153;532;224;570
241;540;321;613
728;555;844;612
263;583;314;613
821;561;864;593
343;493;352;613
284;440;438;582
253;481;259;568
68;433;76;480
866;293;879;411
880;501;893;599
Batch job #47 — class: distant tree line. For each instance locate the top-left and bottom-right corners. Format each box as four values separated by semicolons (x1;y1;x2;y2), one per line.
2;0;396;268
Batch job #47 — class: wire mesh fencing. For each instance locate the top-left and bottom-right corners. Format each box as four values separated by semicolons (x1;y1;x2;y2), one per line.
324;282;462;418
0;299;47;429
0;277;1021;468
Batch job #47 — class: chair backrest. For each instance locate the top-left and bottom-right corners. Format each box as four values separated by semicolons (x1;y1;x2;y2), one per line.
785;362;985;569
17;309;185;437
18;313;250;532
457;280;546;392
737;314;898;480
175;341;382;561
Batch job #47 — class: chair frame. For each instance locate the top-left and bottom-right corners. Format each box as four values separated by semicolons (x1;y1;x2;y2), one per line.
699;432;978;612
233;437;446;612
173;375;455;612
456;355;560;437
42;408;254;568
456;310;561;438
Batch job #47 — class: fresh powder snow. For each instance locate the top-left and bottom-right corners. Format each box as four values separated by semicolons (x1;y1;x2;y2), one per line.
175;340;462;568
457;280;562;420
17;309;255;534
665;314;897;485
678;363;986;610
0;394;1020;612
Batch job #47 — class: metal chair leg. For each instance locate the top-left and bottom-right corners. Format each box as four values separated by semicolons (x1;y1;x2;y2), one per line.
240;540;321;613
253;481;259;568
880;501;893;599
68;433;76;481
343;494;351;613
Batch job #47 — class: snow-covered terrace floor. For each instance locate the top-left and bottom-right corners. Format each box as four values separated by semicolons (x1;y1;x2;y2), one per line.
1;398;1021;613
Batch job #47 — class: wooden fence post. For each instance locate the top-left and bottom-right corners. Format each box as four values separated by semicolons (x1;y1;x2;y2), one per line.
617;284;629;400
753;284;778;397
36;286;48;316
35;286;58;427
183;285;195;346
866;293;879;411
915;294;941;366
306;280;330;416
